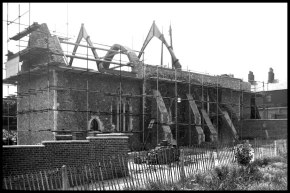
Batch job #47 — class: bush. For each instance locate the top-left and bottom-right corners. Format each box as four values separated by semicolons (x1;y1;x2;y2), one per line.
234;142;253;166
214;165;230;181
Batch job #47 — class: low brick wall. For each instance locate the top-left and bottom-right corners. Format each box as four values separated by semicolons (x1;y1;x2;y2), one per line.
2;133;130;179
239;119;287;139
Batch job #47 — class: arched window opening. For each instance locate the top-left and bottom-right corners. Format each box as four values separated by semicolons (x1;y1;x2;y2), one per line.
90;119;100;131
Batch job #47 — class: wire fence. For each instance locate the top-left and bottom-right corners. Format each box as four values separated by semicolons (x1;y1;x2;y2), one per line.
3;139;287;190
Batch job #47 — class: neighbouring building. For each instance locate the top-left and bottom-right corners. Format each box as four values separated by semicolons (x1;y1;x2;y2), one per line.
256;89;287;119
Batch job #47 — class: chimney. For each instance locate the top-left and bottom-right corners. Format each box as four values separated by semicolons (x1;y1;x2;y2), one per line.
248;71;255;84
268;67;274;83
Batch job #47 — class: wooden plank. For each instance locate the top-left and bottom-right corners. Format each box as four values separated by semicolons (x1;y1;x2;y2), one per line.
39;171;45;190
127;157;136;189
84;165;89;190
43;170;50;190
91;164;99;190
35;173;41;190
14;176;19;190
102;158;112;190
62;165;69;190
21;175;26;190
94;163;103;190
67;166;74;189
121;154;133;188
26;174;31;190
98;162;106;190
87;164;94;190
31;173;36;190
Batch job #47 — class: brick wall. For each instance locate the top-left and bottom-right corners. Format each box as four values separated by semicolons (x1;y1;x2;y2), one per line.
239;119;287;139
55;70;142;149
2;134;130;179
17;72;55;145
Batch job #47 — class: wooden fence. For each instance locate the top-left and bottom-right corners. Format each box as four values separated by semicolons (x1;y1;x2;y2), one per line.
3;139;287;190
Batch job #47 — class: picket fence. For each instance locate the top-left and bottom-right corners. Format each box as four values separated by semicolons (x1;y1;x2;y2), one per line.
3;139;287;190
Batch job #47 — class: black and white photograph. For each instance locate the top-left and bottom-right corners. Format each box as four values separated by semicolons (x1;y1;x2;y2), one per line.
2;2;287;190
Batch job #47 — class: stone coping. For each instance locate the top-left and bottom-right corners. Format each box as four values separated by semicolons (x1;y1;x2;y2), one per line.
242;119;287;121
92;133;133;136
42;140;89;144
86;133;131;139
3;145;45;148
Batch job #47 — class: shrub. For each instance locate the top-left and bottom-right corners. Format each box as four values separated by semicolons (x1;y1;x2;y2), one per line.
214;165;230;181
234;142;253;166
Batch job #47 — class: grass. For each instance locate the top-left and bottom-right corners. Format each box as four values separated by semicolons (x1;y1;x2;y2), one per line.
124;155;287;190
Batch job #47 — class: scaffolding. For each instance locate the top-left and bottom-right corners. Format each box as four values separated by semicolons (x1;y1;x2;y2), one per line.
3;3;261;148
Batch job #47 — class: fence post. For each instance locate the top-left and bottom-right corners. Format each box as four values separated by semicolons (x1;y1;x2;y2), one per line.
61;165;69;190
274;140;277;156
180;149;186;184
213;151;218;167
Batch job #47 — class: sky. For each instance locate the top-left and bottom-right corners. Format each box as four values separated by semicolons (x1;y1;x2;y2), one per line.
2;3;287;97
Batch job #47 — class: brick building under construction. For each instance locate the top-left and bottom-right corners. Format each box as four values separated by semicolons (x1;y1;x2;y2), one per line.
4;22;256;150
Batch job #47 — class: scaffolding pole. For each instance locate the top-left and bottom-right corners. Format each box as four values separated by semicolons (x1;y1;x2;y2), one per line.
142;54;145;145
188;69;191;146
201;74;204;134
216;76;219;141
156;65;159;145
119;45;122;132
174;68;178;146
86;41;89;131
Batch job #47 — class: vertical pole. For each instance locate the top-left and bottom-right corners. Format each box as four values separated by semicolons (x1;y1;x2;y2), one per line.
6;3;8;60
254;84;256;119
230;89;233;138
216;76;219;141
123;101;126;131
180;149;185;187
207;89;210;114
175;68;178;146
156;65;159;145
61;165;69;190
169;22;174;68
142;54;145;145
119;46;122;132
66;3;69;55
160;31;163;67
47;33;50;134
86;42;89;133
274;140;277;156
7;100;10;145
201;74;204;133
188;69;191;146
28;3;31;142
116;101;119;132
110;103;113;127
241;86;243;139
18;4;20;73
263;81;265;119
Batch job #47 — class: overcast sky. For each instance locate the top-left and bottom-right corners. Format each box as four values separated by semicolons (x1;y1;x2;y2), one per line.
2;3;287;96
